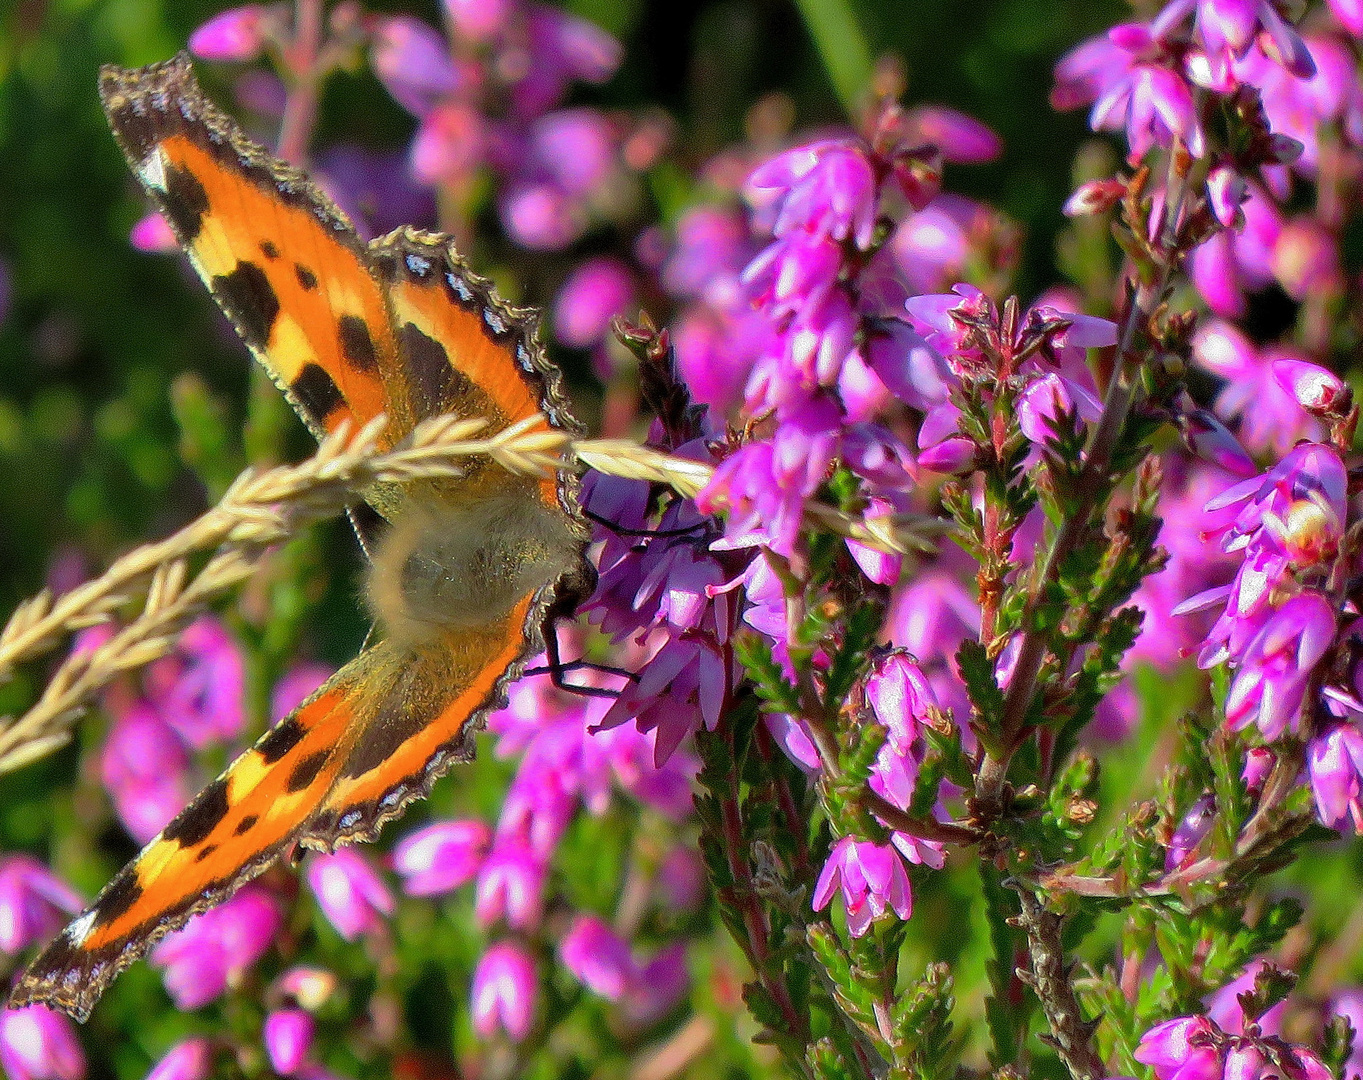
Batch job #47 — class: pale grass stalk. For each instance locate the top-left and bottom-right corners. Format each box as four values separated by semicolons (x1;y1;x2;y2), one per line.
0;413;932;774
0;412;564;774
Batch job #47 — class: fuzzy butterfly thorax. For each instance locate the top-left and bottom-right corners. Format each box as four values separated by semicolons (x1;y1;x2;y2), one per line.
9;54;592;1021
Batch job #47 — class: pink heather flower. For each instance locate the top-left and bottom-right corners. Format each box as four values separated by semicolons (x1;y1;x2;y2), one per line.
1190;186;1282;318
903;105;1002;164
1272;220;1343;301
553;257;635;348
188;6;267;63
270;663;333;723
741;230;843;319
499;182;583;250
0;1006;85;1080
1331;0;1363;35
1207;960;1286;1037
559;916;635;1001
1207;163;1249;228
1016;371;1103;447
263;1009;315;1076
150;887;281;1010
1224;592;1336;739
624;943;690;1026
746;139;879;249
511;6;622;118
305;850;395;942
1273;358;1350;419
443;0;512;42
525;108;618;198
1166;793;1217;870
663;206;753;303
1330;989;1363;1079
130;212;177;253
144;1039;212;1080
392;820;491;896
274;966;338;1012
1134;1015;1221;1080
1155;0;1315;81
865;651;938;751
1192;321;1321;455
812;836;913;937
369;16;464;117
890;194;984;294
153;616;246;748
410;102;486;186
1308;723;1363;832
474;841;547;930
0;856;81;954
471;942;537;1041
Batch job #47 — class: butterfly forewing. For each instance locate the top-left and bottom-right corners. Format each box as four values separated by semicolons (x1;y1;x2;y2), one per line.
11;55;591;1021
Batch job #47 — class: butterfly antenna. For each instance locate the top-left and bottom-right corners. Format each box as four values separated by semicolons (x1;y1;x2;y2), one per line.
581;508;716;541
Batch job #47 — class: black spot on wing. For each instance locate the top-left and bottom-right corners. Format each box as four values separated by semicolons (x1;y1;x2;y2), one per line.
291;364;344;425
338;315;378;373
213;261;280;350
259;239;280;259
92;869;144;927
258;716;305;763
234;814;259;836
287;749;331;793
194;843;220;863
295;264;318;291
161;162;210;242
163;778;231;848
400;322;473;417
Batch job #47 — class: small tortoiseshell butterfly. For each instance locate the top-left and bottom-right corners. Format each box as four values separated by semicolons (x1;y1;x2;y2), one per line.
9;54;592;1021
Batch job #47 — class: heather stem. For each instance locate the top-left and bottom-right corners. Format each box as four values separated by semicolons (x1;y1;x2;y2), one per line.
276;0;324;167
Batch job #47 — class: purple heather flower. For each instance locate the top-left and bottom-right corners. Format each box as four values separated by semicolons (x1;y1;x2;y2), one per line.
746;139;879;249
144;1039;212;1080
1016;371;1103;447
263;1009;314;1076
475;841;546;930
553;257;634;349
0;856;81;955
369;16;464;117
1207;164;1249;227
741;230;843;319
150;886;280;1010
1134;1015;1221;1080
188;6;267;63
270;663;333;723
903;105;1002;164
527;108;617;198
1224;592;1335;739
393;819;491;896
890;195;985;294
664;206;753;303
865;651;937;751
0;1006;85;1080
1308;722;1363;832
151;616;246;749
560;916;635;1001
100;704;191;845
305;850;394;942
812;836;913;937
1166;793;1217;870
471;941;537;1041
511;6;622;119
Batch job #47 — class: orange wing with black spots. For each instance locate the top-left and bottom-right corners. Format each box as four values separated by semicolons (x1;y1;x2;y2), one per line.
8;55;593;1021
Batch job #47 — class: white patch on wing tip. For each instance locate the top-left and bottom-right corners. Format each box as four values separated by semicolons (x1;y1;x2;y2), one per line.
139;147;167;192
65;910;98;946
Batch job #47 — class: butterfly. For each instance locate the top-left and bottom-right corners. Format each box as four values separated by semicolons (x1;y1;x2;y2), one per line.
8;54;593;1021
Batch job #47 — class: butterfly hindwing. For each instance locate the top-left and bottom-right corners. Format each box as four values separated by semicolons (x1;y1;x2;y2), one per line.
99;55;396;441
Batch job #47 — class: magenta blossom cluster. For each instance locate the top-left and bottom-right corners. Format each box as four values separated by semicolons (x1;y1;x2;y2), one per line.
1135;1011;1331;1080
